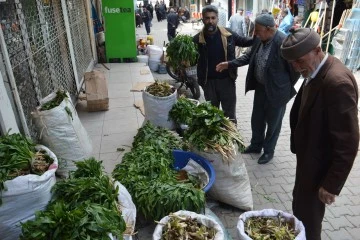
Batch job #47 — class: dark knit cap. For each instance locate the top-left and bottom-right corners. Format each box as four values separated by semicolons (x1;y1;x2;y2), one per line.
281;28;321;61
255;14;275;27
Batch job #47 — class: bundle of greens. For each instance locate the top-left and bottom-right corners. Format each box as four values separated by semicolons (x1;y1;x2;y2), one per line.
245;216;297;240
40;90;68;111
146;81;174;97
169;96;197;126
184;102;245;162
166;34;198;70
0;133;53;205
160;213;217;240
20;201;124;240
112;122;205;220
20;158;126;240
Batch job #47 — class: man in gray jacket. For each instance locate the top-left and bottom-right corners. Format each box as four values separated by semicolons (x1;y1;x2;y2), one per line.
216;14;299;164
228;8;246;57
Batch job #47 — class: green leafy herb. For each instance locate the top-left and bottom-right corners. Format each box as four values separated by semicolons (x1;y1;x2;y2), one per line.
40;90;68;111
21;158;126;239
166;34;198;69
0;133;53;205
20;201;125;240
185;102;245;162
169;96;197;125
112;122;204;220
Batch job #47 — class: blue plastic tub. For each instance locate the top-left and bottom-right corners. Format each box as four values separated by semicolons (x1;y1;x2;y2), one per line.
172;150;215;192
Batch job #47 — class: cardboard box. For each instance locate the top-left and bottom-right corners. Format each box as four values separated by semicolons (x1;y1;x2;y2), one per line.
84;70;109;112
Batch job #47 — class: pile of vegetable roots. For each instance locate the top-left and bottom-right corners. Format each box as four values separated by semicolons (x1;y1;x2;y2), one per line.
161;214;217;240
245;216;298;240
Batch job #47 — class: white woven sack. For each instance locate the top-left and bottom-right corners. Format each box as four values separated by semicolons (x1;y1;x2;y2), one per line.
142;88;177;129
152;210;224;240
192;145;253;211
114;181;136;240
237;209;306;240
31;91;92;178
0;145;58;240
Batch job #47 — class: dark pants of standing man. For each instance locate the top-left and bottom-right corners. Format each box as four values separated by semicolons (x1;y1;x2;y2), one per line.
144;21;151;35
250;84;286;153
167;28;176;41
202;77;237;123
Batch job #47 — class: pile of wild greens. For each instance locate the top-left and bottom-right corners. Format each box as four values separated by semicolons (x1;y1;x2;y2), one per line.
169;96;197;126
40;90;68;111
112;122;205;221
245;216;297;240
0;133;54;205
20;158;126;240
184;102;245;162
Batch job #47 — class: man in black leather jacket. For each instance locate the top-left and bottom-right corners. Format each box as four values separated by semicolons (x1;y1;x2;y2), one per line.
193;5;253;123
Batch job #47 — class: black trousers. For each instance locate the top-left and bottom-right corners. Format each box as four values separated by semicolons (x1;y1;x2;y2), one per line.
167;28;176;41
202;77;236;123
293;182;325;240
144;21;151;34
250;84;286;153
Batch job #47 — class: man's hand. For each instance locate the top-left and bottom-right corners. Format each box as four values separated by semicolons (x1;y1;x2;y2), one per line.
216;62;229;72
319;187;336;205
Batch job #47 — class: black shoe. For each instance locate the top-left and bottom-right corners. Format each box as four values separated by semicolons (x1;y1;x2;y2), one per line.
243;145;261;154
258;153;274;164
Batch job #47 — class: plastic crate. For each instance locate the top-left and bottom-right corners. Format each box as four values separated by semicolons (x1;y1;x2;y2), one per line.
172;150;215;192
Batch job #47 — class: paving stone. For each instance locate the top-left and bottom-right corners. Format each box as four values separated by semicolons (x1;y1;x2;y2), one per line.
276;192;292;202
321;230;330;240
281;184;294;193
327;216;354;230
224;215;239;228
263;184;284;195
345;215;360;228
283;175;296;184
325;228;354;240
347;185;360;195
272;202;287;212
333;195;353;207
347;205;360;215
339;186;354;196
253;169;274;179
266;176;287;185
329;205;354;217
347;227;360;240
255;202;275;210
322;219;335;231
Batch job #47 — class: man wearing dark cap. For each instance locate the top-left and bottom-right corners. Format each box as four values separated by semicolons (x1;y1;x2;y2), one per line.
193;5;253;123
281;28;359;240
216;14;299;164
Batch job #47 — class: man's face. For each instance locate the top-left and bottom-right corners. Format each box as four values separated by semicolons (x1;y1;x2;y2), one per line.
202;12;218;33
289;48;319;78
254;24;271;42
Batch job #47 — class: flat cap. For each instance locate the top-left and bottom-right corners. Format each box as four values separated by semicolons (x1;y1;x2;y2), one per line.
281;28;321;61
255;13;275;27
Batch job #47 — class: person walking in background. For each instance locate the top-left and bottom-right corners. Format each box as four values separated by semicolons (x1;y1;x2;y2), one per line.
167;8;179;41
278;8;294;35
244;16;254;37
228;8;246;57
216;14;299;164
155;1;161;22
193;5;254;124
146;2;154;20
281;28;359;240
141;7;152;35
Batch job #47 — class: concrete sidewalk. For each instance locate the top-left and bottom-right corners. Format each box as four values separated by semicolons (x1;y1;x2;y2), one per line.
77;19;360;239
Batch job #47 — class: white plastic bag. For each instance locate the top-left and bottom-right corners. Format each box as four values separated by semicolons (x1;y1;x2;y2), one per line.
32;91;93;178
237;209;306;240
114;181;136;240
152;210;225;240
0;145;58;240
142;88;177;129
192;145;253;211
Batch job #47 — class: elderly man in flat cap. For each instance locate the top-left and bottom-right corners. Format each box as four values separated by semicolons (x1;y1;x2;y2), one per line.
216;14;299;164
281;28;359;240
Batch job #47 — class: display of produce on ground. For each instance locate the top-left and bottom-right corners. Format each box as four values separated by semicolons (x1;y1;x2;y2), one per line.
0;88;304;239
